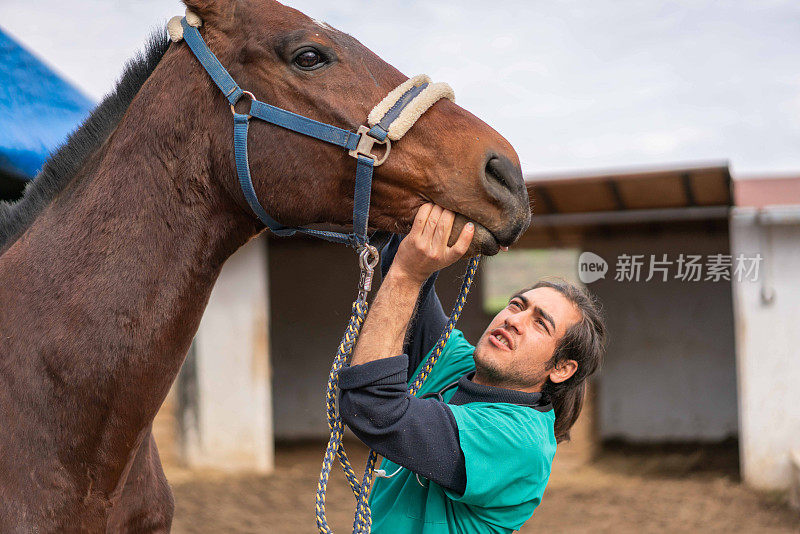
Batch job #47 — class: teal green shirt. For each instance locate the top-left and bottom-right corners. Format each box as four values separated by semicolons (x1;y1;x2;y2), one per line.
369;330;557;533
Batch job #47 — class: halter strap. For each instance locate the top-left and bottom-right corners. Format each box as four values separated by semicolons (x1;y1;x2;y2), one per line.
180;17;453;247
181;18;242;105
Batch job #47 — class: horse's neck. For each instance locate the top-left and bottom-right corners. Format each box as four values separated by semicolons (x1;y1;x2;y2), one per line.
0;81;255;495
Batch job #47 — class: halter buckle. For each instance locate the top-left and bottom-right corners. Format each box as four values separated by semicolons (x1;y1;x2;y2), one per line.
349;125;391;166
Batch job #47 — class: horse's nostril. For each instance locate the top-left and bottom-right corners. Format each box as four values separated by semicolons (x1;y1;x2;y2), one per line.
477;153;531;246
484;154;523;194
485;157;507;187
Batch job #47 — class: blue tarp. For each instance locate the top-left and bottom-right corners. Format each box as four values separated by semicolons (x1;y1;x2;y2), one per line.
0;26;94;179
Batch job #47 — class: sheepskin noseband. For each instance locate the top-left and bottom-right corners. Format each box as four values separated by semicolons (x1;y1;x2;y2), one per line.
367;74;455;141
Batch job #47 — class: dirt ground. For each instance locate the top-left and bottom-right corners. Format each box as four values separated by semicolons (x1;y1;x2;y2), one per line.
167;441;800;534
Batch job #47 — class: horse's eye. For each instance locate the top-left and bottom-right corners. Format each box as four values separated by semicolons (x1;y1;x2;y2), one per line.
293;49;325;70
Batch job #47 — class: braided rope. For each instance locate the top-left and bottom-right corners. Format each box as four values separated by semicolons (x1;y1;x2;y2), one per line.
408;256;481;396
316;255;481;534
315;299;369;534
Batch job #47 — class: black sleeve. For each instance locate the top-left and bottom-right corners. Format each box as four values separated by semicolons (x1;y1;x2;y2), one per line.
339;355;467;495
380;235;448;376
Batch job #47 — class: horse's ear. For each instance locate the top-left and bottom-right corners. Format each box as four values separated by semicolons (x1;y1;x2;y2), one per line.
182;0;234;24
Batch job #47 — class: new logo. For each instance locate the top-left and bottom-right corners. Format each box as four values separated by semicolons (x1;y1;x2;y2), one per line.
578;252;608;284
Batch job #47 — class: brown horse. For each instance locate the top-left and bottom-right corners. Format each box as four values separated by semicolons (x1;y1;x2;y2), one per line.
0;0;529;531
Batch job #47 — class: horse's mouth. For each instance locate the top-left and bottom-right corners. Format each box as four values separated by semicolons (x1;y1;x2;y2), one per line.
447;213;503;256
441;200;529;256
469;221;502;256
378;201;523;256
470;208;531;255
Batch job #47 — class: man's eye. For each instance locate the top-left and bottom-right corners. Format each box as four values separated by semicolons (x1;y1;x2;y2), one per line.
509;301;520;309
536;318;551;333
293;48;326;70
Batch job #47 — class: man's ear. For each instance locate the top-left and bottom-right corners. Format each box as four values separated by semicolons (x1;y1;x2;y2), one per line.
548;360;578;384
182;0;234;24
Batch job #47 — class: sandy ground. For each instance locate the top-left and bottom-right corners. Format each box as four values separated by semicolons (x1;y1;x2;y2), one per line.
167;441;800;534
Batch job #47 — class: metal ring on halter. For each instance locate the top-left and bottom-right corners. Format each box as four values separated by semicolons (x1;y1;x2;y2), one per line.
230;90;255;118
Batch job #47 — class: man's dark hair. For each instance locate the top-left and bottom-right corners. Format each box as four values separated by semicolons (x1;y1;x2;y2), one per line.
527;279;606;443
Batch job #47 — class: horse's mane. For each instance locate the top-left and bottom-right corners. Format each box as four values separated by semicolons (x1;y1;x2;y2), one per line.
0;29;171;252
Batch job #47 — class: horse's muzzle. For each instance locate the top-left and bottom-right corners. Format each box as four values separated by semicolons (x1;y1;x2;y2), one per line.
480;152;531;248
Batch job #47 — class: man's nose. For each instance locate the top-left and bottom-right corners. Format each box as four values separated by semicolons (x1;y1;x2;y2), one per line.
504;313;525;335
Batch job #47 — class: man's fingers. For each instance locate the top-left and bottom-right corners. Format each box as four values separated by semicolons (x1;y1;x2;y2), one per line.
420;204;444;241
410;203;434;237
433;210;455;248
447;222;474;260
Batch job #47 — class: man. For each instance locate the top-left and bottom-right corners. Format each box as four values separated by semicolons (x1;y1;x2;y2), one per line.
339;204;606;533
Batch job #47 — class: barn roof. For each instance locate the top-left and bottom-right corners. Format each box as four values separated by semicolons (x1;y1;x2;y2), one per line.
521;162;733;246
0;26;93;180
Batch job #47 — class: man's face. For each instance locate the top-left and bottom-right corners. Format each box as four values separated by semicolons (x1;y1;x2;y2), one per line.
472;287;582;392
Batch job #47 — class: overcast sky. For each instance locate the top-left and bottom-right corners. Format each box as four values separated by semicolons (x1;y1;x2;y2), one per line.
2;0;799;178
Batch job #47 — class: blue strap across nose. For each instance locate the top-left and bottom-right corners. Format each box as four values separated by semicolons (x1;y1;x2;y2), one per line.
371;82;428;139
180;18;447;248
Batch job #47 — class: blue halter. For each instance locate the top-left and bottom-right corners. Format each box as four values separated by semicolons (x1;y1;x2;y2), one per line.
180;18;429;248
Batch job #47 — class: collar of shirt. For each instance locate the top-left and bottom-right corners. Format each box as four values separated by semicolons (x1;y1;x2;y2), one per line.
448;372;553;412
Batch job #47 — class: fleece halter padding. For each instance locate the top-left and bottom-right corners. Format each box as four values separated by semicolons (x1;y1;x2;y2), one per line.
367;74;455;141
167;9;201;43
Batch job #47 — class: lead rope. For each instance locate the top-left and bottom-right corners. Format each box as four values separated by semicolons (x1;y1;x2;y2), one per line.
315;246;378;532
315;246;481;534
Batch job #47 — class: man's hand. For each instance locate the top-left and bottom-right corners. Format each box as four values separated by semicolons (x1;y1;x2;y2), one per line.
349;204;473;367
391;203;474;285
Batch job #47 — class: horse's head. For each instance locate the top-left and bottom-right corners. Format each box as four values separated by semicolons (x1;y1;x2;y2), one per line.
183;0;530;254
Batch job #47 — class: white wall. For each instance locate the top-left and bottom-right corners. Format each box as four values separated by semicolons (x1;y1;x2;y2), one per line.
732;207;800;489
183;236;273;472
589;227;739;442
